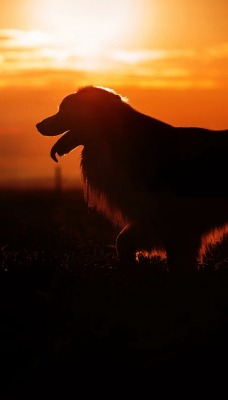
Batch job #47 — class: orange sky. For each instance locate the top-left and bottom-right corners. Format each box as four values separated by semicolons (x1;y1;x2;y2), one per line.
0;0;228;189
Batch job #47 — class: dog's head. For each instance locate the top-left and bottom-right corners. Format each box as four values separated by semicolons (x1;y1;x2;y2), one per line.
36;86;127;162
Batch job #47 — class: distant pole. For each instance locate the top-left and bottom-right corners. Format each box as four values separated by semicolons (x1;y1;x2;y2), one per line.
54;165;62;194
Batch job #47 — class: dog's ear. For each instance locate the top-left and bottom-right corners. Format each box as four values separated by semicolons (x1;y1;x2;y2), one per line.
50;131;82;162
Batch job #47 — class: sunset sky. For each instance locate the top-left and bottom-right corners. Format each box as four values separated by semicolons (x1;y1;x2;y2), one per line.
0;0;228;188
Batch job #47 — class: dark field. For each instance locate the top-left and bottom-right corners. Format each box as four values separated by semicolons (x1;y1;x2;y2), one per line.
0;189;228;398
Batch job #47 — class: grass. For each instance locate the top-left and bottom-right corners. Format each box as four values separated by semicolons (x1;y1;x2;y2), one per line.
0;189;228;397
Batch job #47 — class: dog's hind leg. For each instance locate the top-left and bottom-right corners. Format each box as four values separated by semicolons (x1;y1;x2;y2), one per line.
116;222;162;270
165;234;201;273
116;224;139;269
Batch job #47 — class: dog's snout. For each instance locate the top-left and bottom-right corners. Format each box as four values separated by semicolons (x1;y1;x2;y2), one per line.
36;119;51;135
36;122;43;133
36;113;68;136
36;115;62;136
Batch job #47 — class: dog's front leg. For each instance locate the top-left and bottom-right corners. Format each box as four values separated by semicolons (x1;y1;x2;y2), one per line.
116;224;141;269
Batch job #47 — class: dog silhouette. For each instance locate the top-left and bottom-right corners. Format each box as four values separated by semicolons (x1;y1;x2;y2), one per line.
36;86;228;271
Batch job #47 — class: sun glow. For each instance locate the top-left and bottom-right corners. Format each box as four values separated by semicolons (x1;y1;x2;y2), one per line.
34;0;137;56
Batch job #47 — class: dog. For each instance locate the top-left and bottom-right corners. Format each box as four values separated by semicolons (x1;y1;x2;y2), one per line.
36;86;228;271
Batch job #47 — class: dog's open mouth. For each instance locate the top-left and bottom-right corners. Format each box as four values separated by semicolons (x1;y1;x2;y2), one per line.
50;130;81;162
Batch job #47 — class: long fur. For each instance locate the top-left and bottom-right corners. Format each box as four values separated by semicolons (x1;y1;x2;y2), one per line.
36;86;228;271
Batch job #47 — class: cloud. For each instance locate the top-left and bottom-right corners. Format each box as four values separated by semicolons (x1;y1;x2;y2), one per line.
0;29;228;89
0;29;52;49
206;43;228;59
111;48;196;64
0;29;58;74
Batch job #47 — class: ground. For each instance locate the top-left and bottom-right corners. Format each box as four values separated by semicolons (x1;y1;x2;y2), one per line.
0;189;228;398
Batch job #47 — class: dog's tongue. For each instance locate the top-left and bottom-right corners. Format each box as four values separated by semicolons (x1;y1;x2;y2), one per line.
50;130;81;162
